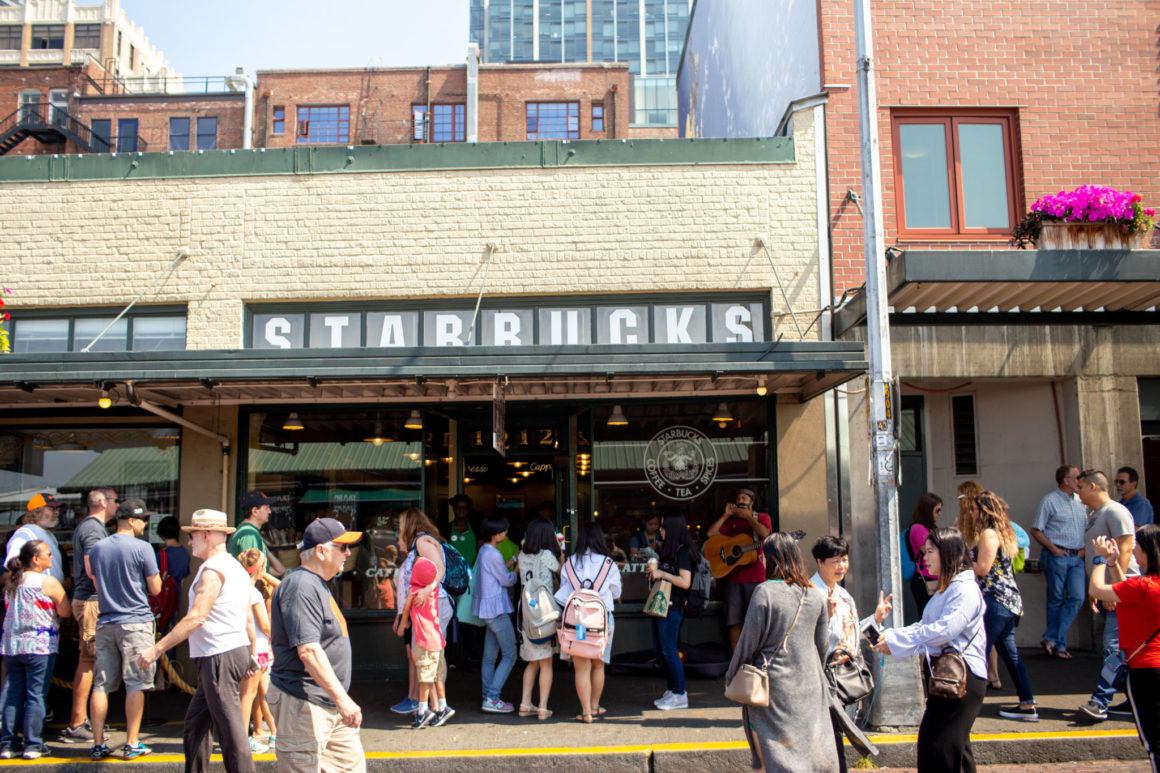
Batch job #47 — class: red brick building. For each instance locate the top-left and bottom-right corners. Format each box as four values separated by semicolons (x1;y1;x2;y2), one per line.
256;62;631;147
817;1;1160;294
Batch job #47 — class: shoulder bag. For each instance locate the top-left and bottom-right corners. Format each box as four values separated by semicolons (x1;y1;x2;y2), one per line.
1113;624;1160;691
925;628;980;700
725;586;806;708
825;650;875;706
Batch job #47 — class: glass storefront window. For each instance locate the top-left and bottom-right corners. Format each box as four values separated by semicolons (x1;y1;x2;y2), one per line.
72;318;128;353
12;319;69;353
245;409;430;612
0;424;180;557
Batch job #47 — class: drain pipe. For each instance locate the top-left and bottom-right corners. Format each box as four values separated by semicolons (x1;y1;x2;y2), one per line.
134;394;231;512
466;43;479;142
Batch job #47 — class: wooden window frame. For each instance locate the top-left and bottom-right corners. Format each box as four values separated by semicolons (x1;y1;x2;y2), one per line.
891;108;1022;241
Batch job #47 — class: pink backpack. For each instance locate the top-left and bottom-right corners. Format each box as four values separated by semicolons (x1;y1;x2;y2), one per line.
557;556;613;660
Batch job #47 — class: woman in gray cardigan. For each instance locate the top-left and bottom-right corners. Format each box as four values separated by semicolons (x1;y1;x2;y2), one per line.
725;533;837;772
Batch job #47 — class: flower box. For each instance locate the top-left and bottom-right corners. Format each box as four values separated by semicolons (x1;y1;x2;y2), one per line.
1011;185;1155;250
1037;221;1139;250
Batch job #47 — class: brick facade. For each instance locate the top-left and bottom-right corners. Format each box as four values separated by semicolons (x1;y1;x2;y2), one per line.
257;63;631;147
818;0;1160;295
77;94;246;152
0;65;86;155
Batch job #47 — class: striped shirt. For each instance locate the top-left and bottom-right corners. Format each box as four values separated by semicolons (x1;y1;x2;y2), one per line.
1032;488;1087;550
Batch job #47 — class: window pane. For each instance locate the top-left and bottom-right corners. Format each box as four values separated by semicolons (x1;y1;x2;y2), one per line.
72;318;128;352
958;123;1010;228
272;106;285;135
90;118;111;152
12;319;69;353
74;23;101;49
169;117;189;151
296;105;349;144
131;316;186;351
196;117;218;150
899;123;951;229
527;102;580;140
0;26;21;50
117;118;138;153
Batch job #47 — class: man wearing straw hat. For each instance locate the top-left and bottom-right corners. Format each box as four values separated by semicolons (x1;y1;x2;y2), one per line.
137;509;258;773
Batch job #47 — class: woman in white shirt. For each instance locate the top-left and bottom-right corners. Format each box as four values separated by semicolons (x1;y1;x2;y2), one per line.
872;527;986;773
555;521;621;723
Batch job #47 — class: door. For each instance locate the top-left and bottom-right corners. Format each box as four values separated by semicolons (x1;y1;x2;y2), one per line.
899;396;927;623
19;91;41;123
48;89;67;128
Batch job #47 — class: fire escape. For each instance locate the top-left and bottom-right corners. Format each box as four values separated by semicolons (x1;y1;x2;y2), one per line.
0;105;95;156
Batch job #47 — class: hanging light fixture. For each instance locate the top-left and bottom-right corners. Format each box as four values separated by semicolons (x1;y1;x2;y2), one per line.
363;420;391;446
404;410;423;430
606;404;628;427
282;412;305;431
97;388;113;410
713;402;734;429
755;377;768;397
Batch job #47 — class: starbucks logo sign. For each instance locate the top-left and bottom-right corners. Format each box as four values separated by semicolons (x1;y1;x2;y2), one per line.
644;425;718;500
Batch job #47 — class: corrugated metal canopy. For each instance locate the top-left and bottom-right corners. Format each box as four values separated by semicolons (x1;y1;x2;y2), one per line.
834;249;1160;336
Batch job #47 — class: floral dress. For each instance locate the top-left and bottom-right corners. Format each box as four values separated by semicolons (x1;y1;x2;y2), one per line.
975;546;1023;617
517;549;560;661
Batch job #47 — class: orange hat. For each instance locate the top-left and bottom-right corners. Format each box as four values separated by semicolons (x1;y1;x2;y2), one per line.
27;492;63;511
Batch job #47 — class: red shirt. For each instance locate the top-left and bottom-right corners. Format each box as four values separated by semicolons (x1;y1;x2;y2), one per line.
1113;575;1160;669
717;512;773;585
409;585;445;651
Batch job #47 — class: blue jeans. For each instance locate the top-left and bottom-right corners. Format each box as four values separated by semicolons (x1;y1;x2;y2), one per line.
1091;606;1121;709
1041;552;1085;649
481;614;517;702
651;606;685;695
983;597;1035;704
0;654;52;749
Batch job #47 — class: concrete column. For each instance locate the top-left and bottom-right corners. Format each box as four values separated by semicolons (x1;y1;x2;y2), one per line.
1076;375;1144;475
177;405;239;525
776;400;830;568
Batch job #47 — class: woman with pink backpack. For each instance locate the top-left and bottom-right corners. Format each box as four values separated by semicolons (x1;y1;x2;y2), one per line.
555;521;622;723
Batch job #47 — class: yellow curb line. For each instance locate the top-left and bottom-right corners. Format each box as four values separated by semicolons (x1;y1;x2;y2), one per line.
0;729;1139;764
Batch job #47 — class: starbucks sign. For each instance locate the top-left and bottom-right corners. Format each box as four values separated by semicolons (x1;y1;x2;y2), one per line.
643;426;719;501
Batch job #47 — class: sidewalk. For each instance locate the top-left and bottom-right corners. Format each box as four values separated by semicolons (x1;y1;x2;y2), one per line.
9;649;1147;771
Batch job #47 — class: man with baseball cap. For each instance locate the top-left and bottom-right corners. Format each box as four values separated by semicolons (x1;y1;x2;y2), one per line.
268;518;365;772
138;509;257;773
6;493;65;582
87;499;161;760
228;491;286;576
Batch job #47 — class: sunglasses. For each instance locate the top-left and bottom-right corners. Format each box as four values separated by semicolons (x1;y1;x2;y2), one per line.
328;542;352;554
1115;480;1130;486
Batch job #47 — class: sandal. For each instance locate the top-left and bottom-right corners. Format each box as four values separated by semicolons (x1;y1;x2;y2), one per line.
1054;648;1073;660
1040;640;1056;657
518;703;536;717
594;706;607;716
576;714;593;723
537;708;553;721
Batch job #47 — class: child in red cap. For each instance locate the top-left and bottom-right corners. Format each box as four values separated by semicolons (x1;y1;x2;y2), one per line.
398;557;450;729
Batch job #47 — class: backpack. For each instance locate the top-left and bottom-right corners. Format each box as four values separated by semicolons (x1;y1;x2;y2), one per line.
148;547;179;631
1011;522;1031;573
685;549;712;618
899;524;917;582
557;556;613;660
519;564;561;642
416;532;471;597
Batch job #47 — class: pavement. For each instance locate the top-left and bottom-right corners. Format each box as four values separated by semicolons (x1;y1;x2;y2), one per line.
3;649;1148;771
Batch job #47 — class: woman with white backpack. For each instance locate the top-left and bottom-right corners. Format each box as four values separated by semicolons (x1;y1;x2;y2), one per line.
556;521;622;723
517;519;562;720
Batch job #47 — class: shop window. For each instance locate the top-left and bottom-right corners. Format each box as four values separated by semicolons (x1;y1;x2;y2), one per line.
951;394;978;476
90;118;111;152
131;316;186;351
12;319;69;353
196;116;218;150
116;118;139;153
892;110;1019;238
296;105;350;145
73;23;101;50
169;117;190;151
592;102;605;133
9;312;186;353
0;26;22;50
244;408;438;611
271;106;285;135
0;426;180;547
30;24;64;50
526;102;580;140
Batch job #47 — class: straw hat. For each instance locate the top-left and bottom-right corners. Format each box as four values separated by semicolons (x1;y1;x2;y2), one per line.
181;508;236;534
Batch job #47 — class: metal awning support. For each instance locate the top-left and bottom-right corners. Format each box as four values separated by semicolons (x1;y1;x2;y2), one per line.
135;399;230;450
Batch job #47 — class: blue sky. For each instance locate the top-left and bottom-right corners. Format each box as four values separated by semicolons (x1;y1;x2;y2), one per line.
119;1;469;76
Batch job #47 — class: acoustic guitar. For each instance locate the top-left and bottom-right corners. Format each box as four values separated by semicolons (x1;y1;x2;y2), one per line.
704;529;807;579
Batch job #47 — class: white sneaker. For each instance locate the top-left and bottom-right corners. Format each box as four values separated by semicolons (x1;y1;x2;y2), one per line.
653;690;673;707
656;692;689;711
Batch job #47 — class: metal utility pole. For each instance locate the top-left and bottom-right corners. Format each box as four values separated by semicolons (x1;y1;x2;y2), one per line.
855;0;924;728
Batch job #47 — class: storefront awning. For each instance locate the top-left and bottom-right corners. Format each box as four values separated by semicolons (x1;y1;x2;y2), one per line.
0;342;866;409
834;249;1160;337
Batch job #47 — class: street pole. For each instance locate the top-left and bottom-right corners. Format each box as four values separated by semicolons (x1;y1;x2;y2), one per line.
855;0;925;729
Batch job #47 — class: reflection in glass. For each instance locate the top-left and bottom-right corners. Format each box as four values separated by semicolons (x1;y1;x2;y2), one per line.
131;316;187;351
958;123;1010;228
899;123;952;229
12;319;69;353
72;318;128;353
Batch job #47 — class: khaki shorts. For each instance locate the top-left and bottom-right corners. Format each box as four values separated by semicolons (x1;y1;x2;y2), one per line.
268;685;366;773
93;622;156;693
413;644;446;684
72;599;100;664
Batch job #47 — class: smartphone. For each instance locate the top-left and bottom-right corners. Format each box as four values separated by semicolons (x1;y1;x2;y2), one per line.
862;622;882;645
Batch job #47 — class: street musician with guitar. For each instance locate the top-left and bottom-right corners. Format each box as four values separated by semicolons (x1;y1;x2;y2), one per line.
706;489;772;650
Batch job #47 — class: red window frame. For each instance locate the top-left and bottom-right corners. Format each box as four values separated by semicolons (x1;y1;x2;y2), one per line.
891;109;1021;240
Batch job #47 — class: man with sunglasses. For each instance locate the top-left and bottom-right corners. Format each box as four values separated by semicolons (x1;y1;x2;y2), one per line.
1116;466;1154;528
268;518;364;772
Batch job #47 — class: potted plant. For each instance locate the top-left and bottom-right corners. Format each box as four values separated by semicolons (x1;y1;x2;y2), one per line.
1011;185;1155;249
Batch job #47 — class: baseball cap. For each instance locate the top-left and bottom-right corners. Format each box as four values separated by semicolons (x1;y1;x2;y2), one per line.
300;517;363;550
411;557;438;588
116;498;155;521
26;492;63;511
241;491;271;511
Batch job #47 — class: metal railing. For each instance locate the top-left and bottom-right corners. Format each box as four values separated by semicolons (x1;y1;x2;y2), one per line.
88;74;246;97
0;106;97;151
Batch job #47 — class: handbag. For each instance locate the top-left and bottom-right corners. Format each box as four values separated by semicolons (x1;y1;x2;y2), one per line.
825;651;875;706
925;629;979;700
724;587;806;708
643;579;672;618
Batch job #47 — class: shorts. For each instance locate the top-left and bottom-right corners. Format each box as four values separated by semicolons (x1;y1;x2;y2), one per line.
413;644;446;684
725;581;761;627
72;599;100;664
93;622;156;693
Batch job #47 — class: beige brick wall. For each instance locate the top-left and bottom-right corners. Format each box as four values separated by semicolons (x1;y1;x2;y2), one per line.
0;112;821;350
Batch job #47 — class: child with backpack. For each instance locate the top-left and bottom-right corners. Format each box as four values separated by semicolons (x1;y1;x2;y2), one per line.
517;519;562;720
472;516;519;713
555;521;622;723
398;557;452;729
647;514;695;711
